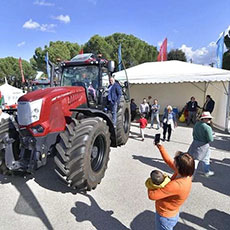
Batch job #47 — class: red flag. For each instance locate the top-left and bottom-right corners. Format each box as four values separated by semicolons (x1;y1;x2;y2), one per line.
157;38;167;61
79;49;84;54
18;57;25;83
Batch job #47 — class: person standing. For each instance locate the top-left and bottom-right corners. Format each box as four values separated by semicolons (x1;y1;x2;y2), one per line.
130;98;137;122
139;98;150;120
203;95;215;114
150;99;160;129
162;105;177;142
107;76;122;126
188;111;214;177
148;143;195;230
186;96;199;126
137;113;148;141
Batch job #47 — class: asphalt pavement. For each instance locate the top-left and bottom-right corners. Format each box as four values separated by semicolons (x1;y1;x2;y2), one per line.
0;122;229;230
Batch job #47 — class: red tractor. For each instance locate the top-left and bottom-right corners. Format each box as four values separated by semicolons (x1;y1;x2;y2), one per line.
0;53;130;191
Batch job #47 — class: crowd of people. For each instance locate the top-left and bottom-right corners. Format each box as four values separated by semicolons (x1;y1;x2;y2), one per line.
130;95;216;229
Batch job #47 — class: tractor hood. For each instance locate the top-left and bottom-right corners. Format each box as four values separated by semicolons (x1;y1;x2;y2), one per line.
17;86;87;136
18;86;85;102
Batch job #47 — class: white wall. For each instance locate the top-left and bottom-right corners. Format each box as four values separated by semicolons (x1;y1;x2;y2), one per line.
206;81;228;130
130;81;229;130
130;82;205;114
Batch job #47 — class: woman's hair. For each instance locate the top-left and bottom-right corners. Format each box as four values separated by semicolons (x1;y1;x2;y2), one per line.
167;105;173;111
174;151;195;177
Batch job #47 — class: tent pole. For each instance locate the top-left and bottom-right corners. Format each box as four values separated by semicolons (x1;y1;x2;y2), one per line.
225;81;230;132
203;82;207;105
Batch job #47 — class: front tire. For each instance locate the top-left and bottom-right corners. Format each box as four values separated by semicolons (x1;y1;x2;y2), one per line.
54;117;111;191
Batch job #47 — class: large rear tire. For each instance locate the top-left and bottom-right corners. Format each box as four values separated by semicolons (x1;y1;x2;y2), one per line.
116;99;131;146
54;117;111;191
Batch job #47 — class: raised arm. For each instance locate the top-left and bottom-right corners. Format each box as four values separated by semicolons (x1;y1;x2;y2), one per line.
157;144;177;171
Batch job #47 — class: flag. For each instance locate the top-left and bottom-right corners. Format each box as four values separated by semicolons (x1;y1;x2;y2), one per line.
18;57;25;83
157;38;167;61
216;33;225;69
79;49;84;54
45;52;51;79
118;43;122;71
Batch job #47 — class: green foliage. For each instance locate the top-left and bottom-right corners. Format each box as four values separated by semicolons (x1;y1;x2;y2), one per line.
167;49;187;62
105;33;157;68
30;41;81;72
31;33;158;71
223;50;230;70
84;35;113;59
0;57;36;86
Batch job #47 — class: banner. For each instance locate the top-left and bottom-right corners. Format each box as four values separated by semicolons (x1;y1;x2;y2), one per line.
157;38;167;62
216;33;225;69
118;43;122;71
45;52;51;79
18;57;25;83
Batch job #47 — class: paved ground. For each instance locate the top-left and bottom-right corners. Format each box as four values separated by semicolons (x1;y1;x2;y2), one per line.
0;122;229;230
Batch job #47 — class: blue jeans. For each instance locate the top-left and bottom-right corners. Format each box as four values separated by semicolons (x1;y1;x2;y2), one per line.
155;212;179;230
111;102;118;126
151;113;160;128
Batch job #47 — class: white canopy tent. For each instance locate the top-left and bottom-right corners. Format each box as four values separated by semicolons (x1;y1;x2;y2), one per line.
0;82;25;107
114;61;230;132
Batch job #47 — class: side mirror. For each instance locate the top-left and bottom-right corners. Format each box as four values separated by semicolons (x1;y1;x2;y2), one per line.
108;61;115;72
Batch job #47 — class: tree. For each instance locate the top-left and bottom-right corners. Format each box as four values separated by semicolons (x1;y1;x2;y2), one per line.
106;33;157;69
31;41;81;72
223;50;230;70
31;33;158;71
0;57;36;87
167;49;187;62
84;35;113;59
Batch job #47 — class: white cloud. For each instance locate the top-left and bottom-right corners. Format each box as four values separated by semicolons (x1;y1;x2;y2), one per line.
17;41;26;47
179;42;217;65
52;15;71;24
23;19;56;32
40;23;56;32
33;0;54;6
23;19;40;29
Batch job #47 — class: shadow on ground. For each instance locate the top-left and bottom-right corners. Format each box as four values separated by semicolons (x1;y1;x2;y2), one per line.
193;157;230;196
180;209;230;230
210;134;230;152
0;174;54;230
132;155;174;174
129;131;155;141
0;157;77;230
71;194;129;230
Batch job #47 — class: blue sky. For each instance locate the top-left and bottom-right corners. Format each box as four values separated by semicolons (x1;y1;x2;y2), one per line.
0;0;229;64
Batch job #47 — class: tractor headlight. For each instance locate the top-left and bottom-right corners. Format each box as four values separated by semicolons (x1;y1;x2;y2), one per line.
18;99;43;126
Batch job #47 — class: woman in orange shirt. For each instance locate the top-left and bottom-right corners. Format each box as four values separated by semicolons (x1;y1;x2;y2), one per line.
148;144;195;230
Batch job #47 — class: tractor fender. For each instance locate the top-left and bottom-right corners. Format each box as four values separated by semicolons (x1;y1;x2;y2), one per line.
70;108;117;147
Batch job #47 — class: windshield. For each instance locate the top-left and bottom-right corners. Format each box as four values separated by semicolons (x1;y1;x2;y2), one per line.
32;84;50;91
61;65;99;88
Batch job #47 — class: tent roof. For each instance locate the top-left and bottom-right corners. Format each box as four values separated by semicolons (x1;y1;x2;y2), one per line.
0;82;23;93
114;60;230;84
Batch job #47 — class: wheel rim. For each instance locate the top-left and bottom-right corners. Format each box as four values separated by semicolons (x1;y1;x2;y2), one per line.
91;134;106;172
123;108;129;134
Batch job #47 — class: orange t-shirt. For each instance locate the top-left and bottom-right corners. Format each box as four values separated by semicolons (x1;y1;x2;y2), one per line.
148;145;192;218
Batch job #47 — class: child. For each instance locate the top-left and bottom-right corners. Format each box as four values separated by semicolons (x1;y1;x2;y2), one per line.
137;113;148;141
145;169;171;190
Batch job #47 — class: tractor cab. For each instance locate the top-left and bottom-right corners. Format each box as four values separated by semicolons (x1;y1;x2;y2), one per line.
60;53;116;109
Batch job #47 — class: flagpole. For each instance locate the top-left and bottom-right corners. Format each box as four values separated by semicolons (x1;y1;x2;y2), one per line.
18;57;25;84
